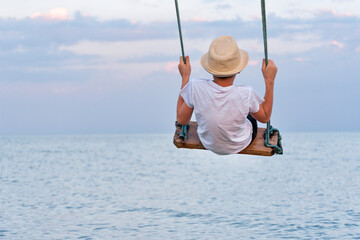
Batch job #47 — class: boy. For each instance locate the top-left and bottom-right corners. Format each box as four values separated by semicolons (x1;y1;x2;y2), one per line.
176;36;277;155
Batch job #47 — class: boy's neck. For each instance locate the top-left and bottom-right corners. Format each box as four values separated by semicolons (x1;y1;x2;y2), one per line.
213;75;236;87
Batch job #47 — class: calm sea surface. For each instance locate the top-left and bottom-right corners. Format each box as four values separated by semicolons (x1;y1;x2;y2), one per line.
1;133;360;239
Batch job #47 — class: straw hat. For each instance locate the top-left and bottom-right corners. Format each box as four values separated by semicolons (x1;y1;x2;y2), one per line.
201;36;249;77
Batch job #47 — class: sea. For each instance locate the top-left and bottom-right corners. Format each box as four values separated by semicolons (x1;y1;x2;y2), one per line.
1;132;360;239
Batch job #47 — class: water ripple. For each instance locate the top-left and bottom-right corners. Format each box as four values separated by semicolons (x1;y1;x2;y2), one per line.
1;133;360;239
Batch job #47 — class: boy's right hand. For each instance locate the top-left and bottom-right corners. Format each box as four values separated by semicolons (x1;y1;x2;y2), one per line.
261;59;277;86
178;56;191;81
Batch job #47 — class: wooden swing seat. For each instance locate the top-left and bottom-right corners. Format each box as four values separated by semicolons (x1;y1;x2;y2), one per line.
173;121;279;156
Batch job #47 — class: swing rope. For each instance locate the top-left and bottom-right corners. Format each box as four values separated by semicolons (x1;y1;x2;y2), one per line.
175;0;186;64
174;0;189;140
261;0;283;154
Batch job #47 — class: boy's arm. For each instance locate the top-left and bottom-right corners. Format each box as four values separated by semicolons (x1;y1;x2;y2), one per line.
251;59;277;123
176;56;194;125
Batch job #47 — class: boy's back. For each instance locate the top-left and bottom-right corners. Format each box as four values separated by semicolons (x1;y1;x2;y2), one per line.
180;78;263;155
176;36;277;155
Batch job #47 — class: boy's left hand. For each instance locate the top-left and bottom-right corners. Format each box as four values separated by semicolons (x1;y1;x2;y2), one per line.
178;56;191;81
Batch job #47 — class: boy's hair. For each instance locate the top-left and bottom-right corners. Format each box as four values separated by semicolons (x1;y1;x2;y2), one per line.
213;74;236;80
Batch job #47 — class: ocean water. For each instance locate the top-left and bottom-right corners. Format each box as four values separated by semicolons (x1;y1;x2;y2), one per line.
1;132;360;239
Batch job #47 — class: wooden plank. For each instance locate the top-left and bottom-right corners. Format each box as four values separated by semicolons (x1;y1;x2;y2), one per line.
173;121;278;156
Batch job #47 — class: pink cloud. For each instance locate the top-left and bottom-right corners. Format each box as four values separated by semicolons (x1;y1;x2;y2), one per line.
331;40;344;49
248;60;259;66
356;47;360;53
320;9;353;18
30;8;70;21
165;61;178;73
250;15;262;21
295;57;305;62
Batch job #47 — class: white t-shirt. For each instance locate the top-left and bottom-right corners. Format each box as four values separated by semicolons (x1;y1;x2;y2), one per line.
179;78;264;155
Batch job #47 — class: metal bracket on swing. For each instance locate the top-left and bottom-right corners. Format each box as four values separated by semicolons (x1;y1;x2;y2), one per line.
264;122;283;154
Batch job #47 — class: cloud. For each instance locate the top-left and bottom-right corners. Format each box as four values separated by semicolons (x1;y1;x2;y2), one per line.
294;57;305;62
30;8;71;21
331;40;345;49
56;32;328;72
0;13;358;76
217;4;232;10
165;61;178;73
235;33;328;56
248;60;259;66
1;10;360;134
269;34;327;55
56;38;211;78
1;0;360;23
184;17;212;22
0;13;358;84
59;39;182;61
319;9;354;18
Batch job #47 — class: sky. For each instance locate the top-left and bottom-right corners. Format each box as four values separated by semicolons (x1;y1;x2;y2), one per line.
0;0;359;134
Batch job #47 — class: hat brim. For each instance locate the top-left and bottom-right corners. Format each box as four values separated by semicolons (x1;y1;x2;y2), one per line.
201;48;249;77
